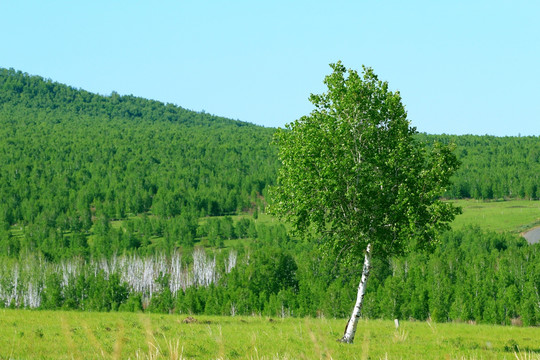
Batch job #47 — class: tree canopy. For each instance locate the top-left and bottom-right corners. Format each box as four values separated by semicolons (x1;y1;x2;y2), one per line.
270;62;461;259
0;67;538;260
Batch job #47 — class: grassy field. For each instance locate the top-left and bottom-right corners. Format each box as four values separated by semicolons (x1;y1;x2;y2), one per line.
450;199;540;233
1;309;539;359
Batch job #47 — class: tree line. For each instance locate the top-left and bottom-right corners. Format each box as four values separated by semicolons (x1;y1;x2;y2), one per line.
0;68;275;259
1;223;538;326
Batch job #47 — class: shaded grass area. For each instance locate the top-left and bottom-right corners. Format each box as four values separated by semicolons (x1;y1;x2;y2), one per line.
1;309;540;359
450;199;540;233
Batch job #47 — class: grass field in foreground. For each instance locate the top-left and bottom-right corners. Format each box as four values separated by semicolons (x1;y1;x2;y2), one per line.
1;309;539;359
450;199;540;233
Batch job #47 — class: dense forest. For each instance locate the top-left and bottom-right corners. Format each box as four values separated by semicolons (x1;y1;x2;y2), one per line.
0;68;539;325
0;68;276;259
419;134;540;200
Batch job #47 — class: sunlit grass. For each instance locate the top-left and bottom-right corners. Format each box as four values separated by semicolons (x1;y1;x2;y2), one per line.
1;309;539;359
450;199;540;233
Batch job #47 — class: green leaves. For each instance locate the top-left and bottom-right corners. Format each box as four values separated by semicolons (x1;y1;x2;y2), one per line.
270;62;460;259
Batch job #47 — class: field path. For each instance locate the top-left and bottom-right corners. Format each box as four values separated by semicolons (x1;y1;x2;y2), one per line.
216;325;225;359
360;329;370;360
139;313;155;351
112;319;126;360
81;319;108;358
60;315;80;360
522;225;540;244
304;318;326;359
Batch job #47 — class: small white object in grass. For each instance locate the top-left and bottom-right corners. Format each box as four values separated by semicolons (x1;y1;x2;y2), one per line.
394;319;399;329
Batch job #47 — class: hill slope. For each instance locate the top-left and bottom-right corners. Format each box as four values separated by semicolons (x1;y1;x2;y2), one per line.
419;134;540;199
0;68;276;257
1;68;539;260
0;69;539;326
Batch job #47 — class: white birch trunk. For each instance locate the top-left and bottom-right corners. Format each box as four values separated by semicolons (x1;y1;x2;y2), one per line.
340;242;372;344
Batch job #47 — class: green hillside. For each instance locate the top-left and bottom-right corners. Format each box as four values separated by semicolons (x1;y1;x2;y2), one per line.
418;134;540;200
1;69;539;260
0;68;539;329
0;68;277;258
451;199;540;233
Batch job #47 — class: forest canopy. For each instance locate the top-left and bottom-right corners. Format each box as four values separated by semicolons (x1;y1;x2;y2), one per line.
0;68;277;258
0;68;539;260
0;68;538;326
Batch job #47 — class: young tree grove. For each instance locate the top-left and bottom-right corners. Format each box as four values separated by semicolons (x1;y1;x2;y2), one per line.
270;62;461;343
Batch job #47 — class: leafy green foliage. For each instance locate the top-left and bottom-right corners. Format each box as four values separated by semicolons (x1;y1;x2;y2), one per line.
270;62;461;258
2;220;538;325
0;67;538;262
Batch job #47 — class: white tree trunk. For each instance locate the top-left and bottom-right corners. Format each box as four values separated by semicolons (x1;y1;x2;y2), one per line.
340;242;372;344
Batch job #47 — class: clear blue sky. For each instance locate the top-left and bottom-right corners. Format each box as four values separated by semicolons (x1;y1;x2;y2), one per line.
2;1;538;136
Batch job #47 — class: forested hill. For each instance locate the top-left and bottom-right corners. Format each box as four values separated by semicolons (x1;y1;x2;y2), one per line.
0;68;276;232
418;134;540;200
0;68;539;259
1;69;539;324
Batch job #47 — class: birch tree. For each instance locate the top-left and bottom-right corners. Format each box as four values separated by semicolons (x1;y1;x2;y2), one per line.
270;62;460;343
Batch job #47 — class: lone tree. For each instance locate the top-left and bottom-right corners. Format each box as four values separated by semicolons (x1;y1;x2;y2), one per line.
269;62;460;344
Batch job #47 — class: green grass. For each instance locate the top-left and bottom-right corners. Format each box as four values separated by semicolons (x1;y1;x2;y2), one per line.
1;309;539;359
197;212;279;226
451;199;540;233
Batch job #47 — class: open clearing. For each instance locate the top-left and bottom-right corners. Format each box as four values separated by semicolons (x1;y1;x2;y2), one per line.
1;309;539;359
450;199;540;234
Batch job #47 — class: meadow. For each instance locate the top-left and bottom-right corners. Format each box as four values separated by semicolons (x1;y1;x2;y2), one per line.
450;199;540;233
1;309;539;359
